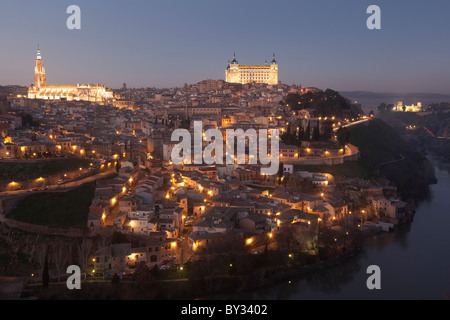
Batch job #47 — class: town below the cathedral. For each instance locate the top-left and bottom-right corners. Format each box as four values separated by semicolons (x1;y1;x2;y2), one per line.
0;47;439;300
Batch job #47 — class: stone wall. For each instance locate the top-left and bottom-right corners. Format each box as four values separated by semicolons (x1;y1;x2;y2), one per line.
282;144;360;166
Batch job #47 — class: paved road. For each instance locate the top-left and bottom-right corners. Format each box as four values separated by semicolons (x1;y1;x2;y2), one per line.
1;169;116;197
333;118;371;132
0;277;23;300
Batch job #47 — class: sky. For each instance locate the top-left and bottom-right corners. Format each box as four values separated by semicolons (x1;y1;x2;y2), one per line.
1;0;450;93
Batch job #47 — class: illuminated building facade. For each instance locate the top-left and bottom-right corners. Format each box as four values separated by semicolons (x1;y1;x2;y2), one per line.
225;53;278;85
393;101;423;112
27;47;113;104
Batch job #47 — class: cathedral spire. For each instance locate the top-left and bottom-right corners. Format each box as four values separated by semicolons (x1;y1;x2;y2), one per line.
36;44;42;60
34;45;46;89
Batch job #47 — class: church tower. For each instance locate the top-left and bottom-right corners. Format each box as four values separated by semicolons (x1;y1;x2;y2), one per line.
34;46;47;90
270;53;278;85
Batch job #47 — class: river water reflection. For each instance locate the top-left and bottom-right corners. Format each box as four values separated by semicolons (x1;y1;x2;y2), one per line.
225;161;450;300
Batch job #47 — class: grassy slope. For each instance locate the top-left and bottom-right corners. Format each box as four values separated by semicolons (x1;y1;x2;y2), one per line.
295;160;374;179
7;182;96;228
348;119;432;199
348;119;424;165
296;119;433;199
378;110;450;163
0;158;91;181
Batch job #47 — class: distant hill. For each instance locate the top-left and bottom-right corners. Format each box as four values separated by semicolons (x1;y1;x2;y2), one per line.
285;89;363;118
341;91;450;115
348;119;436;200
377;110;450;164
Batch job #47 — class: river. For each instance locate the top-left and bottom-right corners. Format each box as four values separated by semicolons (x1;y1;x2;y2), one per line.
228;161;450;300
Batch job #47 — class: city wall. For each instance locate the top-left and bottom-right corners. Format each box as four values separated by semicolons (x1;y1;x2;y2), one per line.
282;145;360;166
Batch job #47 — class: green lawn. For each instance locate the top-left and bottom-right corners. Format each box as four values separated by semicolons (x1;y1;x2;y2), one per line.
7;182;96;228
294;160;374;179
0;158;91;181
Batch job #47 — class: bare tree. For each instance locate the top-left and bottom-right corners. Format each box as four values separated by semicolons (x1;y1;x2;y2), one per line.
100;237;110;278
77;238;93;274
52;241;69;282
111;243;131;278
276;224;316;252
33;241;48;275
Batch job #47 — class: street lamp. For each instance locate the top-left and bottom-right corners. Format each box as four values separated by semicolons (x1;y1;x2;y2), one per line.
361;210;365;230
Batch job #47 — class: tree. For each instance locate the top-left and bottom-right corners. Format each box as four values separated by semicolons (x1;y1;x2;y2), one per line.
312;125;320;141
285;89;362;118
52;242;70;282
305;122;311;141
377;103;394;112
112;273;120;285
296;127;304;145
100;237;110;278
42;254;49;288
277;162;284;185
112;231;129;244
77;238;92;274
33;241;48;277
112;243;130;278
322;120;334;141
275;224;317;252
336;127;350;148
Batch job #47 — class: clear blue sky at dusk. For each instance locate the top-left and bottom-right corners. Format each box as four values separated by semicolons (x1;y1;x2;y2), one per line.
1;0;449;93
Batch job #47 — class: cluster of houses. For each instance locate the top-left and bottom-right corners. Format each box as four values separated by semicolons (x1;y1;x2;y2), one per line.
0;83;407;276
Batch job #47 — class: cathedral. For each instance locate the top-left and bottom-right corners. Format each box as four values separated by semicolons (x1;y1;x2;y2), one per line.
225;53;278;85
27;47;114;104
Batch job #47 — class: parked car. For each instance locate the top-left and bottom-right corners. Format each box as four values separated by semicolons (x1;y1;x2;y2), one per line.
161;259;170;265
